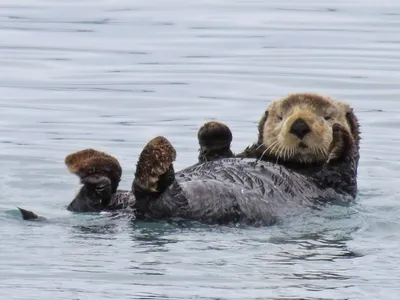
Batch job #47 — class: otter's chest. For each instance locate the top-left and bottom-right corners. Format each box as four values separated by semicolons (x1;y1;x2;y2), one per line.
175;158;318;199
108;190;136;210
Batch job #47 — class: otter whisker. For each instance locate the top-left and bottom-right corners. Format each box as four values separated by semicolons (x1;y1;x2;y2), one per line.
283;146;288;161
318;143;328;156
282;145;289;161
255;140;278;163
255;143;265;151
287;146;296;162
265;140;279;157
289;147;295;160
258;148;269;162
284;146;290;161
290;147;296;160
317;147;324;158
283;147;287;161
269;139;279;151
273;144;281;160
311;145;322;157
271;143;281;162
280;145;288;161
257;140;278;162
311;145;319;156
272;139;283;154
276;144;286;162
322;146;328;156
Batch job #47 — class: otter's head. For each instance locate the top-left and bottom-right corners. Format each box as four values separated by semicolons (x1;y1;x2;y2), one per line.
258;93;359;164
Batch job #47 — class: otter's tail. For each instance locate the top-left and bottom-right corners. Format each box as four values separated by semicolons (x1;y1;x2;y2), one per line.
17;207;42;221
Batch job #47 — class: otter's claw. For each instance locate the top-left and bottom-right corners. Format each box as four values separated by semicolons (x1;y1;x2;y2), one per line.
133;136;176;195
326;123;353;164
198;121;234;163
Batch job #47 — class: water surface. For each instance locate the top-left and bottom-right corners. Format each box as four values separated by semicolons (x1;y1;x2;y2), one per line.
1;1;400;299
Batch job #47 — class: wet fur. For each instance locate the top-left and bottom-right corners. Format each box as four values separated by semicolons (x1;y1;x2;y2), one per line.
132;93;361;225
65;148;122;193
19;93;361;226
197;121;234;163
237;93;360;166
133;136;176;193
65;149;135;213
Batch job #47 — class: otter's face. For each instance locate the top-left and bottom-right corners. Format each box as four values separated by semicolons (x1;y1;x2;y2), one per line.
261;94;354;164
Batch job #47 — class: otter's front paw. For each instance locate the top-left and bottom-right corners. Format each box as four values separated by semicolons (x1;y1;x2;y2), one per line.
197;121;234;162
133;136;176;195
326;123;354;164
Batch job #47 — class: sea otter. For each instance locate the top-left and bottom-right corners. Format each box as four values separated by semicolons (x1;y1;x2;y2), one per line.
19;93;360;226
131;93;360;225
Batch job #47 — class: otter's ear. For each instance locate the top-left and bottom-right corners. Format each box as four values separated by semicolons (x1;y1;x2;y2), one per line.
257;110;268;143
65;149;122;193
345;108;360;143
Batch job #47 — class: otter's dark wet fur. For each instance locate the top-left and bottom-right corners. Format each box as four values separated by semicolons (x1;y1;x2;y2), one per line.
197;121;234;163
235;93;360;198
41;123;235;220
65;149;135;213
131;93;360;225
132;132;358;226
19;93;360;226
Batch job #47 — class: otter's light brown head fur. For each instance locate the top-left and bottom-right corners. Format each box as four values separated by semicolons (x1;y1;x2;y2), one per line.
258;93;358;164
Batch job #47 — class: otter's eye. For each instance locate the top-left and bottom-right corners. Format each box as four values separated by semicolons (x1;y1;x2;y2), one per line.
324;115;332;121
277;114;283;121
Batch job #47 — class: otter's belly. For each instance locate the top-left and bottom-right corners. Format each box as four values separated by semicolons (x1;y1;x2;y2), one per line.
152;158;329;225
176;158;321;201
108;190;136;211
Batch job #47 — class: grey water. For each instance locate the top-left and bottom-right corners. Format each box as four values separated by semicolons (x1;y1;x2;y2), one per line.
0;0;399;299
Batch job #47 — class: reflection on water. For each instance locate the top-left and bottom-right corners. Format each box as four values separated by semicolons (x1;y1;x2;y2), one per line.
1;0;400;299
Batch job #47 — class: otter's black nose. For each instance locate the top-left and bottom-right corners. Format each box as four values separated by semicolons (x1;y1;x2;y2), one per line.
290;118;310;139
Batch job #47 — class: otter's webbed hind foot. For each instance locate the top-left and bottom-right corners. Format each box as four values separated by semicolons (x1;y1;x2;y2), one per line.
132;136;177;216
65;148;122;212
197;121;234;163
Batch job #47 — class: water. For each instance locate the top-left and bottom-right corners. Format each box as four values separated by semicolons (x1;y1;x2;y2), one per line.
1;0;400;299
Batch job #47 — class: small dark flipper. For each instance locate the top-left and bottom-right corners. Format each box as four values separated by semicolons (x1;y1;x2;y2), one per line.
326;123;354;164
132;136;177;214
17;207;41;221
197;121;234;163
